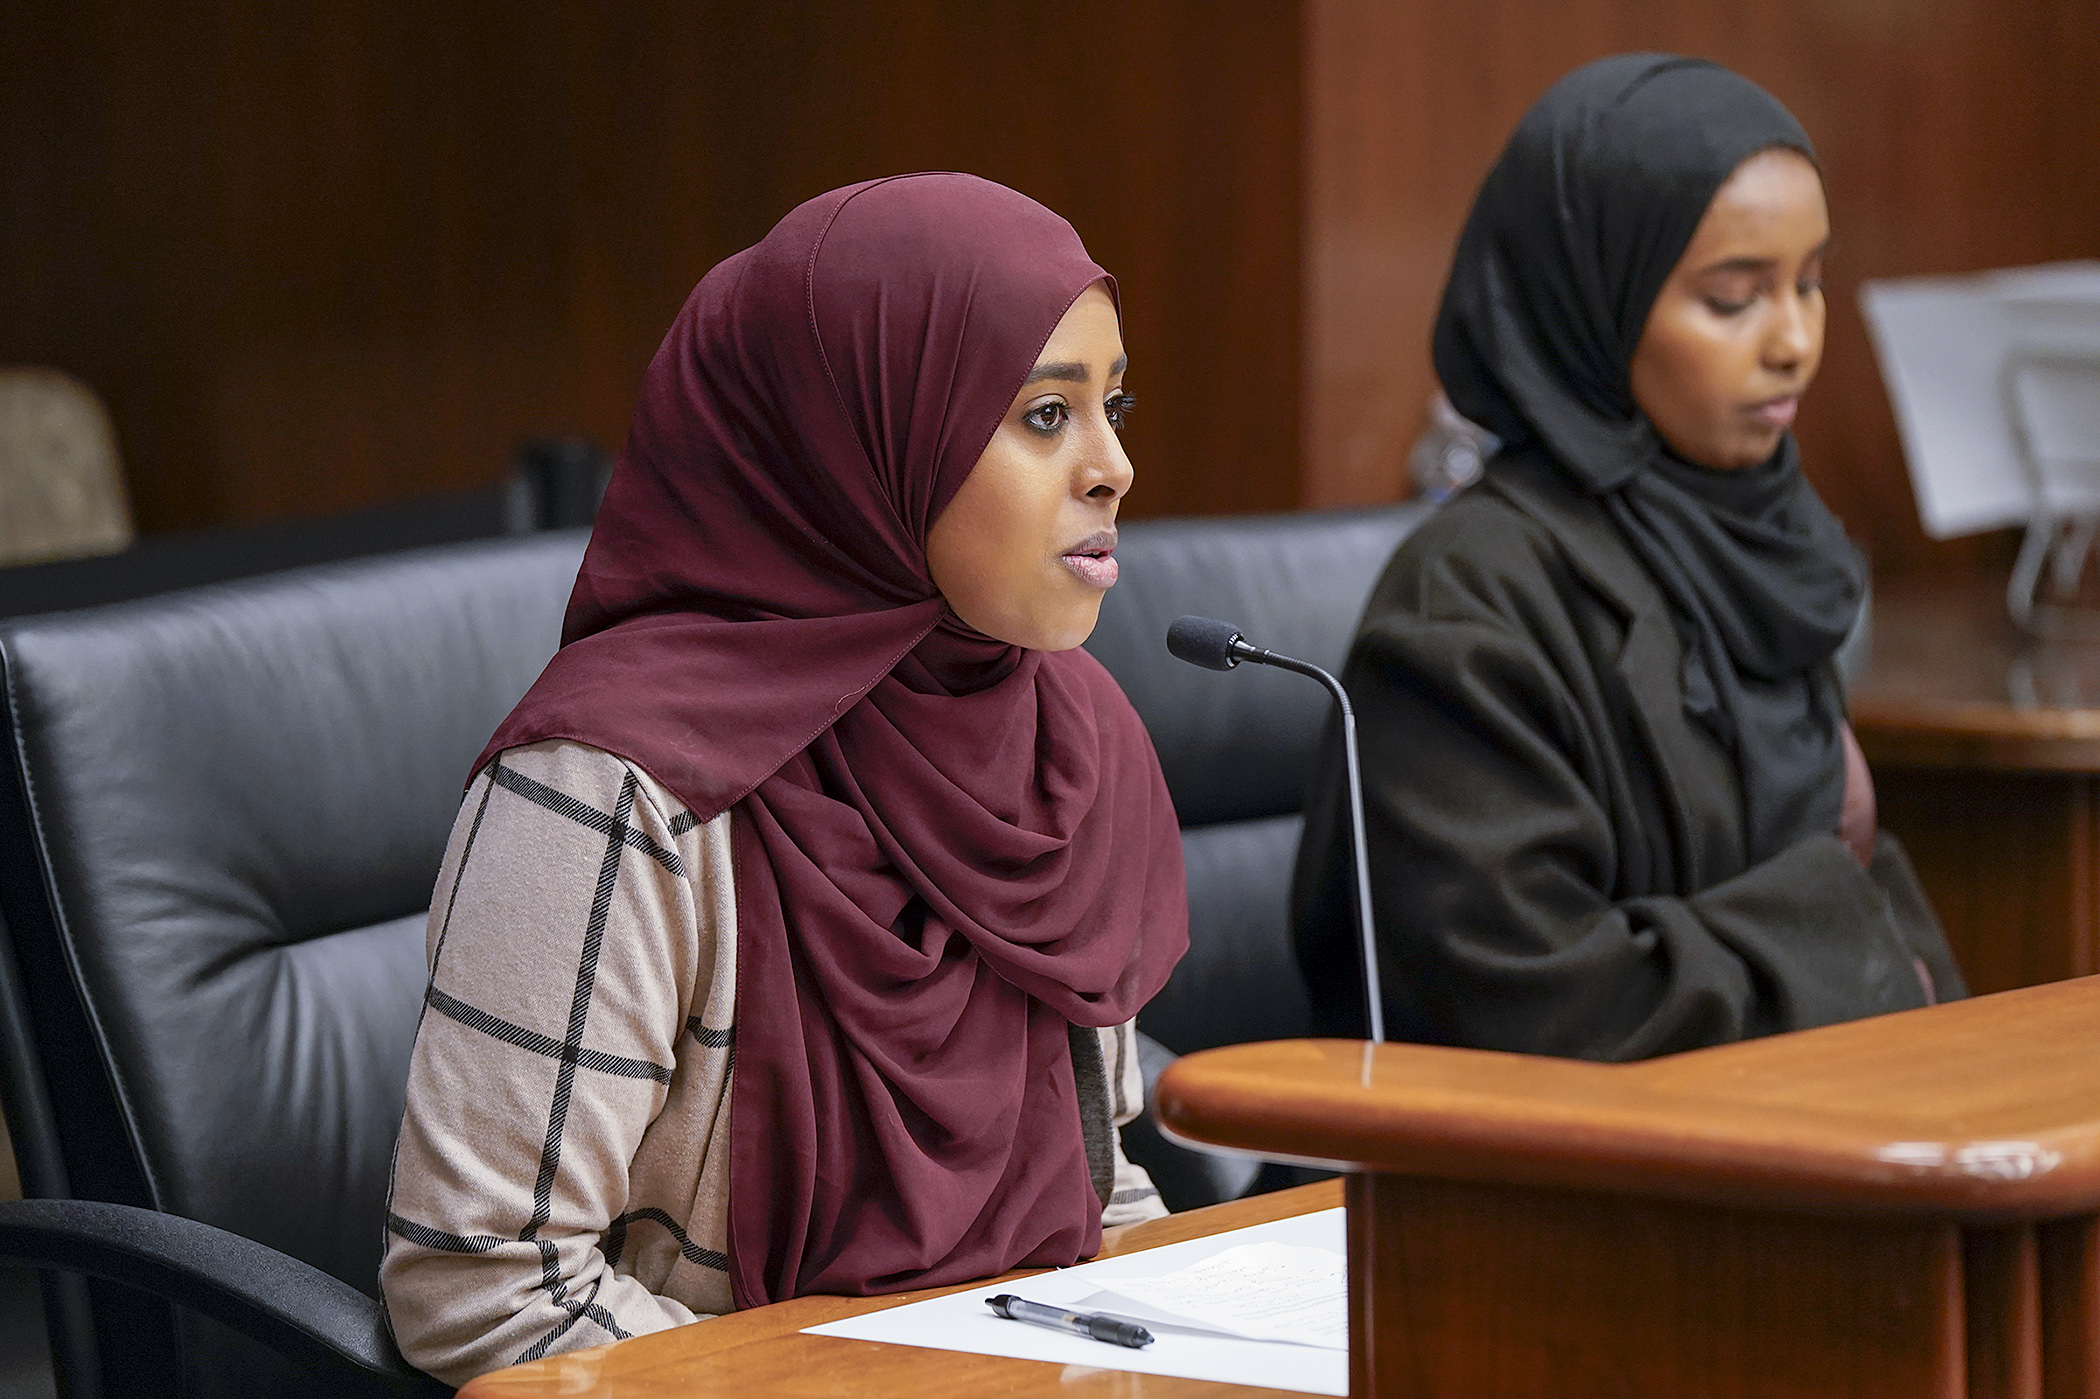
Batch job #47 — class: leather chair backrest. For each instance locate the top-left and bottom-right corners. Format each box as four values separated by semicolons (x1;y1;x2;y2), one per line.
1085;504;1427;1052
0;531;585;1309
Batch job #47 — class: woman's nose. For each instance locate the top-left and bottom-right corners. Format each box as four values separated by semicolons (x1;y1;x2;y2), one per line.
1766;293;1816;370
1086;431;1134;502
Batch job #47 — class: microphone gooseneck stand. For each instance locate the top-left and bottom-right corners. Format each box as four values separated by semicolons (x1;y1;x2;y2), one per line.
1165;615;1386;1044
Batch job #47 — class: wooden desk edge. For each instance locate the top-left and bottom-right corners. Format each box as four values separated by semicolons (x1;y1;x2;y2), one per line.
458;1180;1344;1397
1156;1006;2100;1221
1853;697;2100;771
1851;573;2100;771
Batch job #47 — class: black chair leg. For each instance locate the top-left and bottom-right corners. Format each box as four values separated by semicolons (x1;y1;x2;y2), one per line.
38;1270;98;1399
85;1278;181;1399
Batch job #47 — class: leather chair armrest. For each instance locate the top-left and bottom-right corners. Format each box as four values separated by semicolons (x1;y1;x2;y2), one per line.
0;1198;448;1396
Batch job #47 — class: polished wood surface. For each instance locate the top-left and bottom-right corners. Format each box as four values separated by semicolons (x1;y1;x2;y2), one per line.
1302;0;2100;582
1875;768;2099;995
1163;993;2100;1398
1348;1172;1967;1399
458;1180;1342;1399
1852;575;2100;994
1156;980;2100;1219
1855;579;2100;771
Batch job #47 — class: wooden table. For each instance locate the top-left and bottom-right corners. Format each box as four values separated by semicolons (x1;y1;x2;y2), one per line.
1158;977;2100;1399
1853;576;2100;992
458;1180;1342;1398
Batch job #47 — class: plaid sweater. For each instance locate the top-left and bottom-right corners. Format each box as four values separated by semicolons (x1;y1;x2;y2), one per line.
380;739;1164;1385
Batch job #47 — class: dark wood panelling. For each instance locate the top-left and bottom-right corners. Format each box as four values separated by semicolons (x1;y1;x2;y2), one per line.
1306;0;2100;579
1966;1224;2044;1399
0;2;1302;532
1351;1173;1965;1399
2039;1215;2100;1399
10;1;2093;558
1871;768;2098;995
1849;577;2100;995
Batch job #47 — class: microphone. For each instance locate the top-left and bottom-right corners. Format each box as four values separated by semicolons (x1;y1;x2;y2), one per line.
1163;615;1249;672
1166;616;1386;1044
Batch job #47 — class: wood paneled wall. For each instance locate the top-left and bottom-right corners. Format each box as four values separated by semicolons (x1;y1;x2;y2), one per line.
1305;0;2100;577
0;2;1301;533
6;0;2094;575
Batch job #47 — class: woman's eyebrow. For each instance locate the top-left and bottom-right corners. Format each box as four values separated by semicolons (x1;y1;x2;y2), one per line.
1022;353;1129;386
1696;257;1778;277
1696;241;1828;278
1025;360;1089;385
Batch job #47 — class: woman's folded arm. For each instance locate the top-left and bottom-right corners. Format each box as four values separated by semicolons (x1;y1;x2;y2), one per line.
1297;544;1927;1062
381;743;719;1385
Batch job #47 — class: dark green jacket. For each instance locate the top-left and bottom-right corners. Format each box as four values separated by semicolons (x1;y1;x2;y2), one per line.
1293;452;1965;1061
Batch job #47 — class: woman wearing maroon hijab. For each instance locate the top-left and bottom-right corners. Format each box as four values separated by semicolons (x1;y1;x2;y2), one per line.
379;174;1188;1384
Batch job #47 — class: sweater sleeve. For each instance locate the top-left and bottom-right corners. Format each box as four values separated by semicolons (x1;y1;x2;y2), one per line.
1099;1020;1168;1225
380;741;719;1385
1294;519;1932;1062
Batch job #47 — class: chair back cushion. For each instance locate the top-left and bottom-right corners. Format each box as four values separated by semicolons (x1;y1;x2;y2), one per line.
1084;505;1429;828
0;531;584;1295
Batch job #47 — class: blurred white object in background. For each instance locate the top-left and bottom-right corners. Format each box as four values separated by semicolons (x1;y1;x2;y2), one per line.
0;368;134;568
1861;263;2100;629
1407;392;1498;503
1861;262;2100;540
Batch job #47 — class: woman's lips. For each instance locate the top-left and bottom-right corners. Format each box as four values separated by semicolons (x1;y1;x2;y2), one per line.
1747;394;1800;429
1061;550;1119;588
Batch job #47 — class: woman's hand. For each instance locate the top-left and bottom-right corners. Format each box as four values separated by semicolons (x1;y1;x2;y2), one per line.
1839;722;1876;867
1840;725;1930;1002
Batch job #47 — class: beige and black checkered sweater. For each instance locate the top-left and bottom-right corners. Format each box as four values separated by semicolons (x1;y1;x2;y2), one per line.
380;739;1165;1386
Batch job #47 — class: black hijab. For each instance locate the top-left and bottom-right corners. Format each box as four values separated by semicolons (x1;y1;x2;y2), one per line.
1432;53;1864;864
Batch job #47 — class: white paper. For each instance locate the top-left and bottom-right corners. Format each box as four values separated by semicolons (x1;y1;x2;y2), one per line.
1859;262;2100;539
1088;1241;1347;1349
803;1207;1349;1396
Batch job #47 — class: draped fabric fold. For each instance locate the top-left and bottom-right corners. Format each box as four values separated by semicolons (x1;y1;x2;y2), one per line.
475;174;1188;1307
1431;54;1864;861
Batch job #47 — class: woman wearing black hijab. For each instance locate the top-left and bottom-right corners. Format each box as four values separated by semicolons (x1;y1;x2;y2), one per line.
1292;54;1964;1060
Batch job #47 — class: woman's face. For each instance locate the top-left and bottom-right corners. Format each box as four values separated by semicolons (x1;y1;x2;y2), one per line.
1630;147;1830;471
927;282;1133;651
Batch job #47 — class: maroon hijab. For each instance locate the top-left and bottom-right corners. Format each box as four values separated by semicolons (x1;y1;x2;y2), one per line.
476;174;1188;1306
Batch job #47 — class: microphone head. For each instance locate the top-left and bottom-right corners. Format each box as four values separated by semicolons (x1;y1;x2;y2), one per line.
1167;615;1246;671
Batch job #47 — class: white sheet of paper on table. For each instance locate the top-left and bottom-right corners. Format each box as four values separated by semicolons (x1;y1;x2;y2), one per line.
1087;1241;1348;1349
801;1207;1350;1396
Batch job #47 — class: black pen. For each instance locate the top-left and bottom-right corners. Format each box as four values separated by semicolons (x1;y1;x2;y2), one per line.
985;1293;1154;1348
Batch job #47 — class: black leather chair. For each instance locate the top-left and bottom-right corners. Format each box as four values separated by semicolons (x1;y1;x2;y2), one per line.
0;501;1425;1394
1084;503;1427;1207
0;531;589;1398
